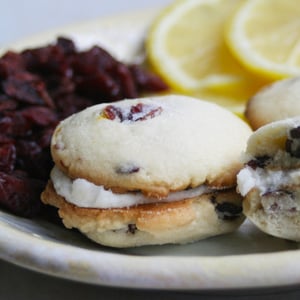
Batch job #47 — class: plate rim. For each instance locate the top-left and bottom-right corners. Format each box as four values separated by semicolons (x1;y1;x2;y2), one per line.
1;214;300;290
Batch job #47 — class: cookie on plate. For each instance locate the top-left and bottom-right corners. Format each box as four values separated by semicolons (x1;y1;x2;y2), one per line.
237;117;300;241
246;77;300;130
42;95;252;247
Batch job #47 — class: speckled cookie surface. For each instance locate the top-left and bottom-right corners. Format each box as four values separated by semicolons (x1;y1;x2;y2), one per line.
246;77;300;130
237;117;300;241
51;95;252;197
242;117;300;163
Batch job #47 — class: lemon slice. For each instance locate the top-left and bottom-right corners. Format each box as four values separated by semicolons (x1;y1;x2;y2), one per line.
146;0;251;93
226;0;300;80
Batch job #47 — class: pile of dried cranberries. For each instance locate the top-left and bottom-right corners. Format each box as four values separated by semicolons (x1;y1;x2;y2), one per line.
0;37;168;217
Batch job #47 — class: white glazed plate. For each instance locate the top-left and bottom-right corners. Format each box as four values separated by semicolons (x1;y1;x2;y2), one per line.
1;10;300;291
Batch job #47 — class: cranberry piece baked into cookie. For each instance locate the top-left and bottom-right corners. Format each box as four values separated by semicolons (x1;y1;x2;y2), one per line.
42;95;252;247
237;117;300;241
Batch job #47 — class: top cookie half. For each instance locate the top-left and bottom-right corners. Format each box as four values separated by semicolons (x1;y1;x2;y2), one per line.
51;95;252;197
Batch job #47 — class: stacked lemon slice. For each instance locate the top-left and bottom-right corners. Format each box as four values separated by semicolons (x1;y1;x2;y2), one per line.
227;0;300;79
146;0;300;115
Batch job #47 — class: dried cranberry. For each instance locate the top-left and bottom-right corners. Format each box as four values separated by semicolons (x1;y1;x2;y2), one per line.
0;143;16;173
0;97;18;112
55;94;93;118
111;63;137;98
16;140;52;180
37;127;55;149
46;75;75;99
22;45;69;77
75;72;120;100
0;134;14;144
290;126;300;138
116;164;140;174
286;127;300;158
246;155;271;169
0;51;25;79
129;103;162;121
56;37;76;55
3;74;54;107
130;64;169;92
102;105;123;121
21;106;57;127
0;116;14;134
3;112;32;137
0;172;44;217
102;103;163;122
71;46;116;75
214;201;242;220
127;224;137;234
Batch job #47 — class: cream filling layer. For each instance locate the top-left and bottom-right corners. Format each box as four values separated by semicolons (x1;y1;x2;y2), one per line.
237;166;300;197
51;166;215;209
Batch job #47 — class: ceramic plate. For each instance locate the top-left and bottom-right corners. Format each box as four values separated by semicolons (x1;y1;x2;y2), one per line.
1;9;300;291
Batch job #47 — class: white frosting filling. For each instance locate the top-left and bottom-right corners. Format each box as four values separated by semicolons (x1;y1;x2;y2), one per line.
237;166;300;196
51;166;214;208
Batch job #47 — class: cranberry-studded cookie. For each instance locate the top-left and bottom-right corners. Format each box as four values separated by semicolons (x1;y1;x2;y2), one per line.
246;77;300;130
42;95;252;247
237;117;300;241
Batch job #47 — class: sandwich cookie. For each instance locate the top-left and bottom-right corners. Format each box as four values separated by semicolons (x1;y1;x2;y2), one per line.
246;77;300;130
42;95;252;247
237;117;300;241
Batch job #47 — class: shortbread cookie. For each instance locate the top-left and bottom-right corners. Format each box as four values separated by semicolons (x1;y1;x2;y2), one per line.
237;117;300;241
42;95;252;247
51;95;251;196
246;77;300;130
42;181;245;247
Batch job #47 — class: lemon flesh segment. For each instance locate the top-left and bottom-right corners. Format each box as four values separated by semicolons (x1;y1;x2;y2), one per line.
226;0;300;79
146;0;251;93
